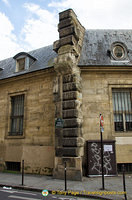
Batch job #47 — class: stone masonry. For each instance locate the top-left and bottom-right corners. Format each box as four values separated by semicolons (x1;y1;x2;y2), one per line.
53;9;85;180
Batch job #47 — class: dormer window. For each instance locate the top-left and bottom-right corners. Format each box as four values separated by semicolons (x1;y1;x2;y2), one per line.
111;42;128;61
13;52;36;73
113;45;125;59
16;57;26;72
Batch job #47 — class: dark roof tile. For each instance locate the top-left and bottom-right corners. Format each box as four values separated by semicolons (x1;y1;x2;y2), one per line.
0;45;57;80
79;30;132;66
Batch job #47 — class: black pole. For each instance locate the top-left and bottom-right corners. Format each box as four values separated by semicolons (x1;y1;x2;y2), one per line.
22;160;24;186
64;162;67;191
122;164;127;200
100;131;105;190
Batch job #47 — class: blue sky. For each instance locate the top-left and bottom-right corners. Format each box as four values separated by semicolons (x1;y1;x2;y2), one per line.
0;0;132;60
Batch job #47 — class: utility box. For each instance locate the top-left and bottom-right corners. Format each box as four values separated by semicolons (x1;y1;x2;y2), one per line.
86;140;117;176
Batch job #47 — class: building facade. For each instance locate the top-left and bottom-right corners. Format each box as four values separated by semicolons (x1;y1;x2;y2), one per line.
0;47;56;175
0;9;132;180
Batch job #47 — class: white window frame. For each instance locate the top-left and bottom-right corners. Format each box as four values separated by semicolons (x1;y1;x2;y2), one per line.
109;84;132;137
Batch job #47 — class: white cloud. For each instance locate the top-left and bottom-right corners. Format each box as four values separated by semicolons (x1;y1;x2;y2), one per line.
49;0;132;29
1;0;132;60
2;0;10;6
0;12;23;60
21;3;58;49
0;3;59;60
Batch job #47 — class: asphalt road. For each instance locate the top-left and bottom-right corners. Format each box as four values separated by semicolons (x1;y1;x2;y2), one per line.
0;187;98;200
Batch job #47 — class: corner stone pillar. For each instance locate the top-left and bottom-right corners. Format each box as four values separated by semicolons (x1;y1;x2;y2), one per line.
53;9;85;181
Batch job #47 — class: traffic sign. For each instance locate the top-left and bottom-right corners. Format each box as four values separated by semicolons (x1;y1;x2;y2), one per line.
100;114;104;127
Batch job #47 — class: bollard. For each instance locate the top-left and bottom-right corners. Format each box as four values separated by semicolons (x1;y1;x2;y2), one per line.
100;114;105;190
64;162;67;191
22;160;24;186
100;130;105;190
122;164;127;200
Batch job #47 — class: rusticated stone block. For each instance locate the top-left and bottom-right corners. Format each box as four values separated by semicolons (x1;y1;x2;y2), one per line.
63;74;81;83
63;118;82;128
63;100;81;110
63;147;84;157
59;26;79;41
55;147;63;157
59;26;74;38
62;137;84;147
53;157;83;180
63;74;74;83
63;82;82;92
63;100;75;109
58;18;73;30
62;157;75;167
60;35;77;47
54;156;82;169
63;128;82;137
63;91;81;100
63;109;80;118
59;9;76;21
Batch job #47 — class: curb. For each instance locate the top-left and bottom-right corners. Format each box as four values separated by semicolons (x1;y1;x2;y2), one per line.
0;183;122;200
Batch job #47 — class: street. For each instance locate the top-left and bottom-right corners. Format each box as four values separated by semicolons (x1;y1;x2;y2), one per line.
0;187;97;200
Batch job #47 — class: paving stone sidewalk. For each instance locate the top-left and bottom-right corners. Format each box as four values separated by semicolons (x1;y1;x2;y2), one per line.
0;172;131;200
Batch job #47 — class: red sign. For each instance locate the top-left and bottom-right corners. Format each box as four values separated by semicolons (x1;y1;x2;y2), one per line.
100;114;104;127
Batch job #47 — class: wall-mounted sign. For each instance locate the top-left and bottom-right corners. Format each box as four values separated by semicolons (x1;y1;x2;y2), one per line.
104;145;113;152
55;118;64;128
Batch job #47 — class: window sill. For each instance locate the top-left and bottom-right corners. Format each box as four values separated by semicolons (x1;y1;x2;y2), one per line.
5;134;25;139
14;69;27;74
113;132;132;137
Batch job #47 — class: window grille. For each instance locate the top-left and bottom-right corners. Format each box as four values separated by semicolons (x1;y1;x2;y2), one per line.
117;163;132;173
10;94;24;136
6;161;21;171
112;89;132;132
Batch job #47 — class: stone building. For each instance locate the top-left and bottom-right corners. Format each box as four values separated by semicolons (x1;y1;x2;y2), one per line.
0;9;132;180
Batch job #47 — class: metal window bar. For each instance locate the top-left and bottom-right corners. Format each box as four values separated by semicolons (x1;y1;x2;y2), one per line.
112;89;132;132
6;162;21;171
10;95;24;136
117;163;132;173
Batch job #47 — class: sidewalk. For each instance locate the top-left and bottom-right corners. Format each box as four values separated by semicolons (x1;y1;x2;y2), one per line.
0;172;131;200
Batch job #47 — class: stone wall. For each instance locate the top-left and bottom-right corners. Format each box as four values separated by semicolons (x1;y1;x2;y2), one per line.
81;68;132;168
0;69;55;174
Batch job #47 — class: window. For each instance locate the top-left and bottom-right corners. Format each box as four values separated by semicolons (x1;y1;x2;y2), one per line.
6;162;21;172
9;94;24;136
117;163;132;173
17;58;25;71
111;42;127;61
113;45;125;59
16;57;26;72
13;52;37;73
112;89;132;132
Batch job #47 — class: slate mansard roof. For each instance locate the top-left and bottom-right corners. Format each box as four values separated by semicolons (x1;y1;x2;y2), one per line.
1;30;132;80
0;45;57;80
79;30;132;66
